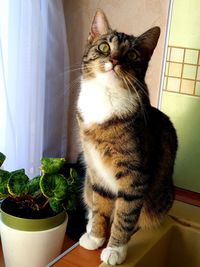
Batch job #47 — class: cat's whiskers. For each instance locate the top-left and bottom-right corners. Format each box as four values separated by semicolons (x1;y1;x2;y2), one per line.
122;71;147;122
63;64;83;73
66;67;82;73
48;63;83;84
63;60;82;71
120;74;141;116
121;76;133;99
130;77;150;123
66;65;100;92
131;77;149;98
124;75;141;106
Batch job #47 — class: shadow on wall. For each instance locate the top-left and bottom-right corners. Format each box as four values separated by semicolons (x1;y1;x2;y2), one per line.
62;0;85;162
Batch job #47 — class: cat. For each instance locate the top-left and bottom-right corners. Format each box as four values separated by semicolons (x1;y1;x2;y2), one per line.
77;9;177;265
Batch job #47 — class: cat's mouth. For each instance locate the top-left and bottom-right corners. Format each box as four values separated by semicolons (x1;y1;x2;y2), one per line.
104;62;115;72
104;62;120;75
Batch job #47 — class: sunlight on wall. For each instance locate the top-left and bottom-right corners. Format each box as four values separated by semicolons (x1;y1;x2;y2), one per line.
169;0;200;49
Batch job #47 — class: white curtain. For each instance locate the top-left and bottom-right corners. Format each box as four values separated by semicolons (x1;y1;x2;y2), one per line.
0;0;69;178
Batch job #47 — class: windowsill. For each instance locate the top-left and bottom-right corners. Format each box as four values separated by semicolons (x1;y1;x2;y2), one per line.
49;201;200;267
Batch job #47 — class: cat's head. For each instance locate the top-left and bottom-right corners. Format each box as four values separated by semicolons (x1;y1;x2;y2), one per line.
82;9;160;88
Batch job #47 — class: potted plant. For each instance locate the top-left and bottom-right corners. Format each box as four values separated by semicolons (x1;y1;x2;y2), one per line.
0;152;78;267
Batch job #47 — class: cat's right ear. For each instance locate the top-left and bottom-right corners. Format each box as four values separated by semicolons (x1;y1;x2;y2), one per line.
88;9;111;43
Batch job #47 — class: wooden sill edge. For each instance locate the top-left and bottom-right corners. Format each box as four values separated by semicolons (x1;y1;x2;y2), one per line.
175;187;200;207
46;242;79;267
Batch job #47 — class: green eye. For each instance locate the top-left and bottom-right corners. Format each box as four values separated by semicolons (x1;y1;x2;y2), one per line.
98;43;110;54
127;51;138;61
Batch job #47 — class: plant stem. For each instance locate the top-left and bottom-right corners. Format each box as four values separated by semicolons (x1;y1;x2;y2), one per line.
41;198;49;209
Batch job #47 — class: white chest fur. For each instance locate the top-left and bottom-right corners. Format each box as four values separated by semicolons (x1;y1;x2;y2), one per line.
77;72;136;193
77;72;136;125
86;143;118;195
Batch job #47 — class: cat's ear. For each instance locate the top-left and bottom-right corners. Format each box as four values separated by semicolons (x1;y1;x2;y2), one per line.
137;27;160;59
88;9;111;43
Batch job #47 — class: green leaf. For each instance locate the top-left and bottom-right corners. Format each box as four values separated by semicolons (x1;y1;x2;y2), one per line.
70;168;77;180
10;169;26;175
67;168;78;193
40;157;65;174
7;170;29;197
65;197;77;211
28;175;41;196
0;169;10;199
49;198;64;213
40;173;68;200
0;152;6;167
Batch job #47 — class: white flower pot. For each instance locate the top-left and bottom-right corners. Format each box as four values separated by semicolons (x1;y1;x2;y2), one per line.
0;199;68;267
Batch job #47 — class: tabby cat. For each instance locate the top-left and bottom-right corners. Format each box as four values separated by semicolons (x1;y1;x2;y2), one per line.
77;10;177;265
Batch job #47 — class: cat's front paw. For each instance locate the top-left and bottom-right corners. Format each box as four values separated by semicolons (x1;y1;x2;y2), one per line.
79;232;105;250
101;245;127;265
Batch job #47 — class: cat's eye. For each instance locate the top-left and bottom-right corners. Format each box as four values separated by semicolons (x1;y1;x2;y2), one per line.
98;42;110;54
127;51;138;61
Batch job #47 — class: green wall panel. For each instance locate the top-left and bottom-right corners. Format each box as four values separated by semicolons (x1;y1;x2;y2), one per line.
169;0;200;49
161;92;200;193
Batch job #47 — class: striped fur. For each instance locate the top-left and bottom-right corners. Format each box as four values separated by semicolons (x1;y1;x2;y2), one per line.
77;10;177;265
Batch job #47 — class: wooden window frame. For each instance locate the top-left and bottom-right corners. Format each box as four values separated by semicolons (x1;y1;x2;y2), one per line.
175;187;200;207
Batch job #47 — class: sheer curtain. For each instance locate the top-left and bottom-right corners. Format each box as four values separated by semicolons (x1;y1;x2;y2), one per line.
0;0;69;178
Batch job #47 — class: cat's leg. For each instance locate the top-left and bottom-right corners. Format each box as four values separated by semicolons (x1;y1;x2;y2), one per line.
101;189;144;265
79;175;115;250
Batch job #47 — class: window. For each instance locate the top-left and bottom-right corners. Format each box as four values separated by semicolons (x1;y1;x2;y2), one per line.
0;0;69;177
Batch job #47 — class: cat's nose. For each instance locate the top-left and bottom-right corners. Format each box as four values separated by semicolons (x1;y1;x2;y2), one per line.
110;51;120;67
110;58;119;67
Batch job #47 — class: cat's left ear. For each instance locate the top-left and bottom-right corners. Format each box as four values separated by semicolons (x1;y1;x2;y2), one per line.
137;27;161;59
88;9;111;43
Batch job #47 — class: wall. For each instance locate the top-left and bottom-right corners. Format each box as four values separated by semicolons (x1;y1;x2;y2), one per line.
161;0;200;192
169;0;200;49
63;0;171;161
